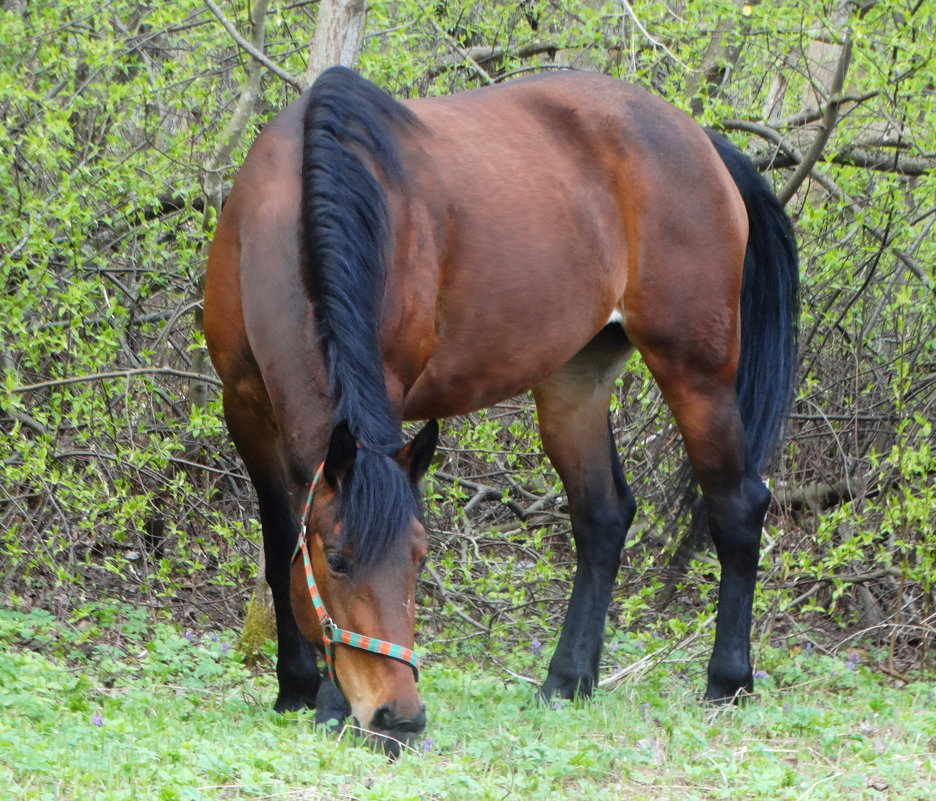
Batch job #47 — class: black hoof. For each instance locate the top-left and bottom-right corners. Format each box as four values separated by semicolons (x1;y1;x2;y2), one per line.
704;675;754;704
539;672;595;704
313;678;351;730
273;689;316;713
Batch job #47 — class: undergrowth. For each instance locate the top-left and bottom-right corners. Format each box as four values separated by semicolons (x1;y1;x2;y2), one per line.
1;607;933;801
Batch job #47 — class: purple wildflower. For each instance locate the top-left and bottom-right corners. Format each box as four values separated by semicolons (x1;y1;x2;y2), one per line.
419;737;434;754
184;630;195;643
209;632;219;643
220;642;231;656
640;702;651;721
753;669;769;680
530;638;542;656
91;711;104;727
846;651;860;670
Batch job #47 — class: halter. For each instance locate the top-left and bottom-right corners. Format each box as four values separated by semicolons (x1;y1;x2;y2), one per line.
292;463;421;684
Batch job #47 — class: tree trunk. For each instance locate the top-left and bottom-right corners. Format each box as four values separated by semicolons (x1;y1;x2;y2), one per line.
302;0;367;89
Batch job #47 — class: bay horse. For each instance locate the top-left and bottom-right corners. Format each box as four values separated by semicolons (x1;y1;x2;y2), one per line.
205;67;798;755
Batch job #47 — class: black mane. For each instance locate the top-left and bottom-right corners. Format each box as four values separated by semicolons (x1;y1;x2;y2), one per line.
301;66;422;570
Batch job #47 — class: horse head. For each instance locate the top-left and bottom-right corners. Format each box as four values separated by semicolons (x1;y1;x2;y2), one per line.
290;419;438;756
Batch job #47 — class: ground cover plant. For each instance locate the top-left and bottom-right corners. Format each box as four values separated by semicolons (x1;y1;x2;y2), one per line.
1;607;934;801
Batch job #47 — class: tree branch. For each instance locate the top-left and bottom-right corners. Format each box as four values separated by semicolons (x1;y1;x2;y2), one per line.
778;32;852;206
615;0;691;71
424;7;493;85
204;0;302;91
12;367;223;394
774;90;878;129
718;117;934;292
426;41;559;80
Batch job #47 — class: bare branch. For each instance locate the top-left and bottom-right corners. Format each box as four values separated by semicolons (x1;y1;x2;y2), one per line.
614;0;692;72
778;32;852;206
427;41;560;81
204;0;302;91
717;118;934;292
424;8;493;85
775;90;878;129
12;367;223;394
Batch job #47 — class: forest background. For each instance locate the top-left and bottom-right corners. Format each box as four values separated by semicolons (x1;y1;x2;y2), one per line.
0;0;933;701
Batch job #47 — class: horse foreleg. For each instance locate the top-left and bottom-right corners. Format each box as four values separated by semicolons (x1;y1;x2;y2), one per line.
532;335;635;700
223;390;322;712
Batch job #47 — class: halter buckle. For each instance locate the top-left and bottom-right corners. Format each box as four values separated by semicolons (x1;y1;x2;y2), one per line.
321;616;338;641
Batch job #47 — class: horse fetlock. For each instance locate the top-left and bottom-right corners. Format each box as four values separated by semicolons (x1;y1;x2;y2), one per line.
273;686;317;713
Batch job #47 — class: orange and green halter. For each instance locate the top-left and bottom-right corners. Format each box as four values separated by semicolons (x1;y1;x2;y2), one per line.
292;464;421;684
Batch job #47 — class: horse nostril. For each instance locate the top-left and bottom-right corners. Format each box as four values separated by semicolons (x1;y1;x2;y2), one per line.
372;704;427;734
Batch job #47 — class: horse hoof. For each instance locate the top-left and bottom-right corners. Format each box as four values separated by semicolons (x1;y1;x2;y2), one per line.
703;678;754;704
273;692;316;713
539;674;594;704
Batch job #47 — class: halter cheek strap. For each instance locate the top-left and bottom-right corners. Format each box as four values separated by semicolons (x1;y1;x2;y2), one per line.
292;464;421;684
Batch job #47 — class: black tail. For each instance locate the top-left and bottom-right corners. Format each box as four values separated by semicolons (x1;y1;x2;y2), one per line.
707;130;799;472
299;67;421;570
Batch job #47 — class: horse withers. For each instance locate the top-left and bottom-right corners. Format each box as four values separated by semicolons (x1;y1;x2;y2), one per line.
204;67;798;755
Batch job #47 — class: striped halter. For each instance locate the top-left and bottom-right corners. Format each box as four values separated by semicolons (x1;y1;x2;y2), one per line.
292;463;421;684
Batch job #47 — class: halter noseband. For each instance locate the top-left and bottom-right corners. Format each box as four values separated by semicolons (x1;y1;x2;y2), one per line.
292;463;421;684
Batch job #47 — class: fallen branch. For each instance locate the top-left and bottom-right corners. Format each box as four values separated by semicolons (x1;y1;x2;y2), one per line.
433;470;560;521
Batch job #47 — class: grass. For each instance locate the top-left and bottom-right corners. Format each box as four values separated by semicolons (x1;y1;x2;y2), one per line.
0;606;933;800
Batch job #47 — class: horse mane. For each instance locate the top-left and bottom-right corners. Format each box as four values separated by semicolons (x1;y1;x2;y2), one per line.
300;66;422;570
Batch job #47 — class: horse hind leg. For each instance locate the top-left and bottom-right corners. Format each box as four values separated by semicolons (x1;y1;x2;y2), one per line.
533;325;636;700
629;323;770;701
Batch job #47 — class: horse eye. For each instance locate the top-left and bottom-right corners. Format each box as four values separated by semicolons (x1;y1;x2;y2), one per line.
325;552;349;575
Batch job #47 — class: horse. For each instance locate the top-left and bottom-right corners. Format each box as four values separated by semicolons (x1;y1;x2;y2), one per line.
204;66;798;756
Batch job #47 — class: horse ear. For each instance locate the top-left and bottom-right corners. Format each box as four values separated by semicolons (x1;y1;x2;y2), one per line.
395;419;439;482
323;420;357;488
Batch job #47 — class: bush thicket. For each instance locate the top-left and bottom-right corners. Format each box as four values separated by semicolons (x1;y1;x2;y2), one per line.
1;1;933;676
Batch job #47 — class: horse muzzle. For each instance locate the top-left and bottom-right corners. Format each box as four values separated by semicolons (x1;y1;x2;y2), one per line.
366;703;427;758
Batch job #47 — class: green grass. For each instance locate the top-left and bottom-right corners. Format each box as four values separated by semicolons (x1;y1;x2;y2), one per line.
0;608;933;800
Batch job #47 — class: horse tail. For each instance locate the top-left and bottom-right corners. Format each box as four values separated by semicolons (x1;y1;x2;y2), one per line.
300;67;421;567
706;129;799;473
